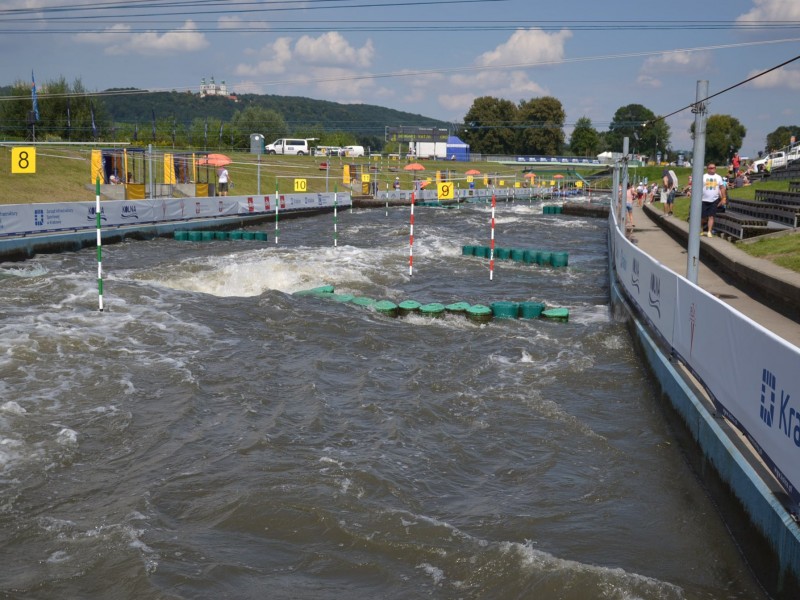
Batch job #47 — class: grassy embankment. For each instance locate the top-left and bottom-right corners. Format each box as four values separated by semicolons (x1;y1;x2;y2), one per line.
2;147;797;273
0;145;599;203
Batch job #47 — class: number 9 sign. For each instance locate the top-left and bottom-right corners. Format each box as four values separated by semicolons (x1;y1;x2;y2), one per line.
437;182;453;200
11;147;36;174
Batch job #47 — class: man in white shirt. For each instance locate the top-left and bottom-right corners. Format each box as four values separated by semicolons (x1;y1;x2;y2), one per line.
701;163;727;237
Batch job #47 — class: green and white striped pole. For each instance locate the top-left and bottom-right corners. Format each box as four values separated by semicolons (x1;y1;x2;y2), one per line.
95;176;103;312
274;178;280;244
333;184;338;247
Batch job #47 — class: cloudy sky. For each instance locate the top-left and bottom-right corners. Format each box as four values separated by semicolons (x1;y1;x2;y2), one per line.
1;0;799;157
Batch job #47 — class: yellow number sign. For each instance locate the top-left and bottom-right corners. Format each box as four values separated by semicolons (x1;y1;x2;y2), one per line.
294;178;307;192
362;173;371;183
576;181;584;188
466;175;474;183
438;182;453;200
11;147;36;174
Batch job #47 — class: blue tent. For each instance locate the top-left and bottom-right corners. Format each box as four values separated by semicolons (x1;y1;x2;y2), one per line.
446;136;470;162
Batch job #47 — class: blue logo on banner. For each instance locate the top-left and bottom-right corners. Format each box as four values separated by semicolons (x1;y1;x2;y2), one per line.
631;258;640;293
760;369;798;446
120;204;139;219
87;206;107;222
648;273;661;317
34;209;44;226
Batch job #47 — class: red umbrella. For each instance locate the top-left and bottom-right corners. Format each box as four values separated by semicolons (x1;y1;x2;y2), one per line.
553;174;565;179
465;169;481;175
198;153;232;167
404;163;425;171
524;172;536;178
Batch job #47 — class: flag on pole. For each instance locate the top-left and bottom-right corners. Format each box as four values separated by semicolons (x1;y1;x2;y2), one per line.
66;97;71;129
31;70;40;121
204;117;208;148
133;122;138;142
218;122;223;145
172;118;176;146
151;109;156;141
90;101;97;139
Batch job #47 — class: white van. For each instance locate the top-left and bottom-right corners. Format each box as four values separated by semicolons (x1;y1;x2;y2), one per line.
340;145;365;157
265;138;310;155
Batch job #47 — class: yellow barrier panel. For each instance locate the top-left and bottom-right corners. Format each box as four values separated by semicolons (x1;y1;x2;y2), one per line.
125;184;146;200
91;150;103;183
343;164;350;184
195;183;209;197
164;154;176;185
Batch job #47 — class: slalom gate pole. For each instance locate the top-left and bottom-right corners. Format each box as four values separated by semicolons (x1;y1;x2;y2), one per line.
385;182;389;217
489;194;496;281
409;192;415;276
95;177;104;311
333;184;338;247
274;179;280;244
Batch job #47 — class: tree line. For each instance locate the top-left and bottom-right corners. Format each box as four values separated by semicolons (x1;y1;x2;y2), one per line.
1;76;795;164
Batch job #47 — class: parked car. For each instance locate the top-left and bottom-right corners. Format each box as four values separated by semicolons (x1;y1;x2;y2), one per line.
752;151;787;172
788;145;800;165
265;138;313;155
339;145;365;157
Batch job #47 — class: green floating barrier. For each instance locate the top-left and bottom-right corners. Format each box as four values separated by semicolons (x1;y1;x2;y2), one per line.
201;231;215;241
398;300;421;316
551;251;569;267
254;231;268;242
293;285;335;297
174;230;188;241
491;301;519;319
538;251;552;266
466;304;493;323
445;302;471;314
242;231;256;241
419;303;445;317
472;246;488;258
542;307;569;322
188;231;203;242
352;296;376;307
518;301;545;319
229;230;244;240
214;231;228;240
374;300;399;318
329;293;354;303
496;247;511;260
462;245;475;256
510;248;525;262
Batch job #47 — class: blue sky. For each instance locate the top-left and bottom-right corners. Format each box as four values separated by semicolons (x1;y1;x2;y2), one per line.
2;0;799;158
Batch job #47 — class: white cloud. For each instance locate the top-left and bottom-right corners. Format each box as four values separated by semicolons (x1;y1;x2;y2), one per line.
74;20;208;56
475;28;572;68
294;32;374;68
748;67;800;90
637;75;662;88
737;0;800;21
642;50;711;72
235;37;293;76
218;16;264;31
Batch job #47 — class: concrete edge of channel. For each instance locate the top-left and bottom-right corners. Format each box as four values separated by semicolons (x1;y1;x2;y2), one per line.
642;203;800;322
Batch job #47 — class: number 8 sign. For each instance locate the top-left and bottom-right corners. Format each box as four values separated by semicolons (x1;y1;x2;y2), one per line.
437;181;453;200
11;147;36;174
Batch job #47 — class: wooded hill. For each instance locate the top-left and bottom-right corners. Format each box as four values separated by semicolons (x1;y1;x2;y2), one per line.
102;89;449;138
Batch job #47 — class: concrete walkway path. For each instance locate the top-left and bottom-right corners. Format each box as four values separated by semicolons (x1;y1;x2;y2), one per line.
625;201;800;348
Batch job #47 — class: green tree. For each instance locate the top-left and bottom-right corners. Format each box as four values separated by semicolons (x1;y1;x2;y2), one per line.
690;114;746;165
606;104;657;155
569;116;600;157
230;106;288;149
765;125;800;153
517;96;565;155
460;96;518;155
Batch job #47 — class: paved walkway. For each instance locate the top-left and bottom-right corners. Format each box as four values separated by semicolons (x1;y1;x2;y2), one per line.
626;202;800;349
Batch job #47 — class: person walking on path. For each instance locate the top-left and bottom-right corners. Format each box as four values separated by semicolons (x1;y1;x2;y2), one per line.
701;163;727;237
218;167;231;196
625;183;635;229
661;167;678;216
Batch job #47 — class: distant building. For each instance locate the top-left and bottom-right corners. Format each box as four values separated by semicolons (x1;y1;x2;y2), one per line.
199;76;236;101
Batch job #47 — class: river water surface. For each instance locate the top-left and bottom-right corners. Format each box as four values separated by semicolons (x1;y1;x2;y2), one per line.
0;200;766;599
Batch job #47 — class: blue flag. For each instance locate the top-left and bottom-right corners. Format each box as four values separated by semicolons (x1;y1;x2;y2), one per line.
31;70;40;121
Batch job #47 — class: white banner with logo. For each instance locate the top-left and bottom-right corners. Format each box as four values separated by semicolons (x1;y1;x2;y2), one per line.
610;209;800;507
0;193;350;238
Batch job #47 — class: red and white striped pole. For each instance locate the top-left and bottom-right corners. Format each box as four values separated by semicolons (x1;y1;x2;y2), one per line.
409;191;415;276
489;193;496;281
